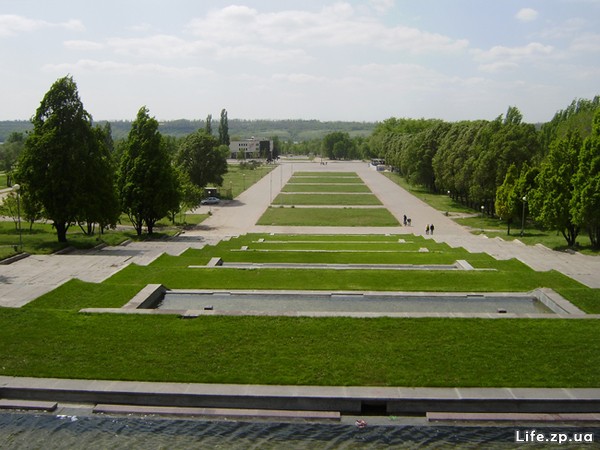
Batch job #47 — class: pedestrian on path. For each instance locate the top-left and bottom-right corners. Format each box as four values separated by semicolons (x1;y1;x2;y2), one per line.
430;224;435;235
426;224;430;235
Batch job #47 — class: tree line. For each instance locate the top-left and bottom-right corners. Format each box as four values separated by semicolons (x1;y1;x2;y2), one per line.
363;99;600;249
9;76;230;242
4;75;598;249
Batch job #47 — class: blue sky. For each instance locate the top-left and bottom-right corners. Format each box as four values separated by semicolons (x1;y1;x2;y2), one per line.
1;0;599;123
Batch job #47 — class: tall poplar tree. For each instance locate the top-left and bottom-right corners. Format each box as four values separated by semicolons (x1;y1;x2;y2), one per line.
218;108;230;145
205;114;212;135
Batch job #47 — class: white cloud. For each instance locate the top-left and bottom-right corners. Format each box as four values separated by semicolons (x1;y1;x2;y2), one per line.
185;3;468;54
475;42;554;60
43;59;213;78
369;0;395;14
478;61;520;73
107;35;213;59
570;32;600;52
537;18;587;39
272;73;328;84
473;42;554;71
64;40;104;51
0;14;83;37
216;45;311;64
516;8;539;22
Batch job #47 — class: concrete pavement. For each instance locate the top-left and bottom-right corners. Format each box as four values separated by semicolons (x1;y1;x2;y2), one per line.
1;159;598;309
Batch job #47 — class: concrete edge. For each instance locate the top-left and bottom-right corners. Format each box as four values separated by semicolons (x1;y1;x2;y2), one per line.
93;404;341;421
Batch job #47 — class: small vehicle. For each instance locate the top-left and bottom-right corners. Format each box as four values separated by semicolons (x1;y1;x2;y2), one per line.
201;196;220;205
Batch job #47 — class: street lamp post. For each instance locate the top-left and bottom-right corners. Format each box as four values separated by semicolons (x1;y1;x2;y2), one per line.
480;205;485;218
520;195;527;237
12;184;23;252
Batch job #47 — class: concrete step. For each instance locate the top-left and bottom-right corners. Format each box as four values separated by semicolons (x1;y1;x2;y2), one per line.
0;399;58;411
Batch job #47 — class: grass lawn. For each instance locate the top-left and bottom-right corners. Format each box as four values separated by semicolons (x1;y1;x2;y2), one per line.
220;163;275;199
3;232;599;387
0;309;598;387
281;184;372;193
0;221;135;259
288;176;363;184
384;172;473;214
0;213;210;261
273;193;382;206
257;207;400;226
294;171;359;177
455;217;597;254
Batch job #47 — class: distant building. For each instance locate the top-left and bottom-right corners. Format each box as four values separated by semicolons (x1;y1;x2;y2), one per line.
229;138;273;160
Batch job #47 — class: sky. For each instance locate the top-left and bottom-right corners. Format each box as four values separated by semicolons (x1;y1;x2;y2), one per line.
1;0;599;123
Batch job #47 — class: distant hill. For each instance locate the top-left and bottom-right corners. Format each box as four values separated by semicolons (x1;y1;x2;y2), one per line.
0;119;376;143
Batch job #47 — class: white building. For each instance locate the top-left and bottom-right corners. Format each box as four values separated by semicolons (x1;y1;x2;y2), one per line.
229;138;273;159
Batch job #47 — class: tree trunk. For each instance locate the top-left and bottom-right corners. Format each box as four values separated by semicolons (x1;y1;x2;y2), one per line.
589;225;600;249
561;224;579;247
55;222;68;243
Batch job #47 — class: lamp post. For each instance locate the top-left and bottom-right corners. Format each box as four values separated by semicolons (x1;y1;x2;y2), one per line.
520;195;527;237
480;205;485;218
12;184;23;252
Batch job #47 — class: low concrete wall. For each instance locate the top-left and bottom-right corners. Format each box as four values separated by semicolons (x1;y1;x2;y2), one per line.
122;284;166;309
1;376;599;416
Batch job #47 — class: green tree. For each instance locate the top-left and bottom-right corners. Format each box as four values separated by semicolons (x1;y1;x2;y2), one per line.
117;107;180;235
218;109;230;146
16;76;98;242
571;110;600;248
322;131;353;160
77;124;120;234
531;130;581;247
495;164;520;235
1;132;25;185
176;130;229;191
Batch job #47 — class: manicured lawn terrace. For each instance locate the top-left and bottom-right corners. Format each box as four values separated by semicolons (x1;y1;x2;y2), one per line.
260;171;396;225
272;193;382;206
281;184;371;193
2;232;599;387
257;207;399;226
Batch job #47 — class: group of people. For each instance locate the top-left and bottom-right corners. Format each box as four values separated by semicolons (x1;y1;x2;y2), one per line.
404;214;435;235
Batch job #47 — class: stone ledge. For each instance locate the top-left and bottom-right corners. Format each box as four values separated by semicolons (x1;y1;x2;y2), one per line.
94;404;340;421
427;412;600;422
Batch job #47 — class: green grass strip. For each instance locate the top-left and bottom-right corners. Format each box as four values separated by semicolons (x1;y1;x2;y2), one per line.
273;193;382;206
294;171;360;177
281;184;372;193
257;207;400;226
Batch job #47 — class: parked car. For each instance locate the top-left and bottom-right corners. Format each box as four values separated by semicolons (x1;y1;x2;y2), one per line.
201;197;220;205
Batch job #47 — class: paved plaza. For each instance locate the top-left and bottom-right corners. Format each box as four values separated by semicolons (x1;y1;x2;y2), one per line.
1;160;599;309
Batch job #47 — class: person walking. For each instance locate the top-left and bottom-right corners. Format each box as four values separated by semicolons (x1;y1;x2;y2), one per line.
426;224;430;235
430;224;435;235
